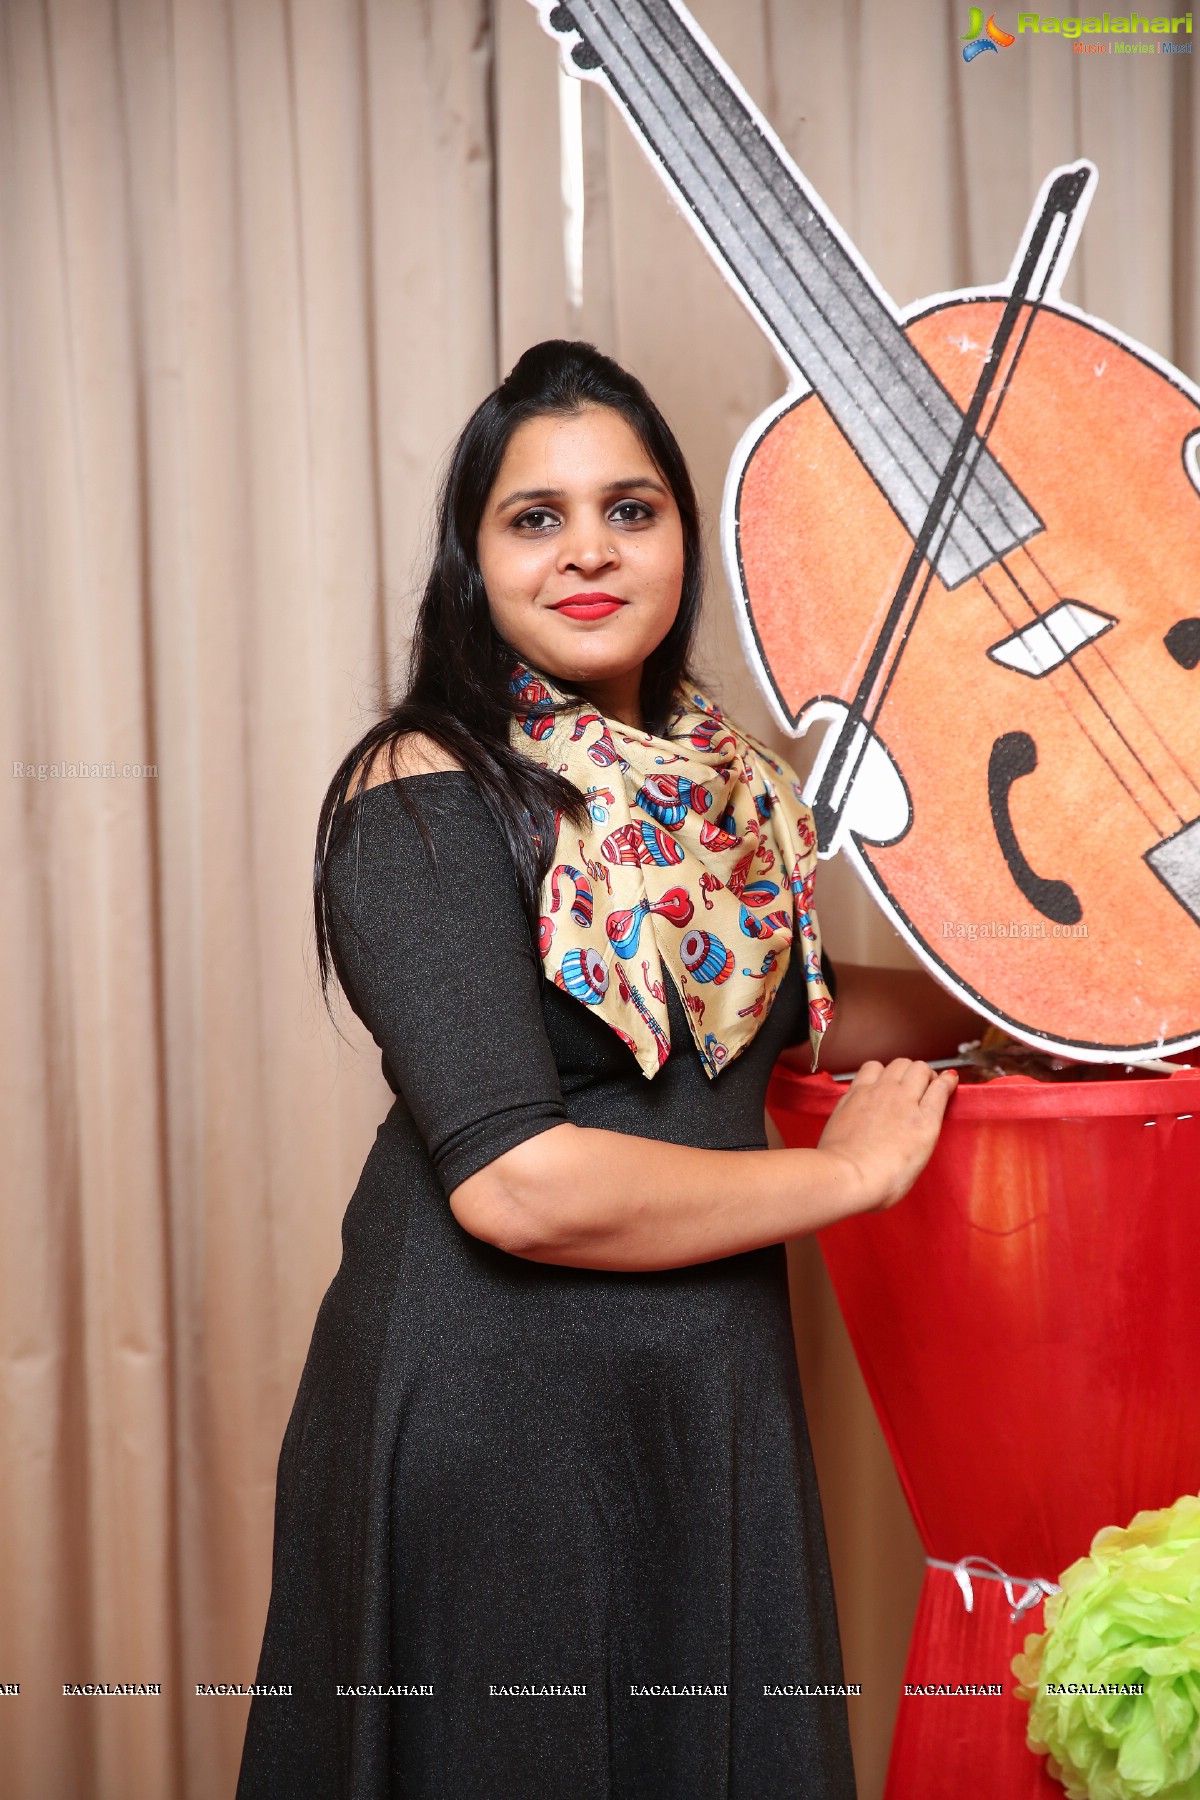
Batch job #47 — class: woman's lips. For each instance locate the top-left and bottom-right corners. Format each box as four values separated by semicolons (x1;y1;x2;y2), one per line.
551;593;627;620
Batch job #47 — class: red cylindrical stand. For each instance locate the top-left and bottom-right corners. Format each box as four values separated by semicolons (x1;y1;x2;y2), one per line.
767;1062;1200;1800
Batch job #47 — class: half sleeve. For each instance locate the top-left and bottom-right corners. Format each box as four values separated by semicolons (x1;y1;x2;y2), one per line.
324;774;569;1195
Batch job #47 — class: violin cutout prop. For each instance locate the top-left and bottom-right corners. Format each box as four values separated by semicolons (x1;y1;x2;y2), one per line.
531;0;1200;1064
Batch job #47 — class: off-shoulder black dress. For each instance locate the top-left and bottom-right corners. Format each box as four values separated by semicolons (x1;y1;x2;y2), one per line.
236;773;855;1800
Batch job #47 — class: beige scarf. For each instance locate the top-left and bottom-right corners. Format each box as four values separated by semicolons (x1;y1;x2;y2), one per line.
509;665;834;1080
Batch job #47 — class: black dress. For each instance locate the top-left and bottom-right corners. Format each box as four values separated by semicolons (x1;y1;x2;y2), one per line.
236;772;856;1800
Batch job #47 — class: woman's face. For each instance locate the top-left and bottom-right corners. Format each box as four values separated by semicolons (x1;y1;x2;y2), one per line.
477;405;686;726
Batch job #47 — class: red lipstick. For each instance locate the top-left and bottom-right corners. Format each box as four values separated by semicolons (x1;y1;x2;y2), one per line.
551;592;627;620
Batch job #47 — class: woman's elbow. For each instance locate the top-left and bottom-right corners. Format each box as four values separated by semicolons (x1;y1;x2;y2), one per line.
448;1124;580;1259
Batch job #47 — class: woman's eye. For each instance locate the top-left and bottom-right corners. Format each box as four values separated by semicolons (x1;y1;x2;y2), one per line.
610;500;653;525
513;508;560;532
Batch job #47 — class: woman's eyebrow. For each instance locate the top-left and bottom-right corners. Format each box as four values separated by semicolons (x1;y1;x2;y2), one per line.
495;476;667;512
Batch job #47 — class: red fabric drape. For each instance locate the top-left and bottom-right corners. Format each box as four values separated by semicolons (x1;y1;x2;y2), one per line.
768;1064;1200;1799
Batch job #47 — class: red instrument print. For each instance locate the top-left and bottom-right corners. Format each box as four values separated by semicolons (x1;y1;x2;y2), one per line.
601;821;685;868
614;965;671;1066
682;715;737;755
698;872;723;911
641;959;666;1004
571;712;626;770
743;949;780;982
605;887;695;959
575;837;612;896
740;906;791;942
808;993;836;1036
737;988;776;1022
510;666;556;739
725;852;757;900
740;880;781;907
634;773;713;828
549;863;593;928
535;0;1200;1062
698;820;739;854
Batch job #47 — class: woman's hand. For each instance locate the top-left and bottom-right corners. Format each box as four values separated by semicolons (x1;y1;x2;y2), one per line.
816;1058;958;1215
456;1060;958;1272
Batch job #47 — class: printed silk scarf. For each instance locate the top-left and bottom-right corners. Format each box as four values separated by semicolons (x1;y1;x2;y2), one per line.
509;664;834;1080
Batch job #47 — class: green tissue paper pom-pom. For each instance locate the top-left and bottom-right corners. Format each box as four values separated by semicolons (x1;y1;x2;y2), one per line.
1011;1494;1200;1799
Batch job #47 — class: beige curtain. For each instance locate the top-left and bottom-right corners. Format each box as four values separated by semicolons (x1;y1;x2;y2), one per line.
3;2;1194;1794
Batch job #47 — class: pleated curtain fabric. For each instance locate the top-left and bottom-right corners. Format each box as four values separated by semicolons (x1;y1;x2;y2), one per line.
1;3;1195;1796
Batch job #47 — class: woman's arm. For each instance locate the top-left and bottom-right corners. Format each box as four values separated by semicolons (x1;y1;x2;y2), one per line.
781;961;984;1076
331;757;959;1275
451;1055;957;1271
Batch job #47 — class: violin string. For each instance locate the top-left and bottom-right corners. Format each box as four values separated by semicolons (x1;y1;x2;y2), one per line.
754;177;1174;836
976;571;1169;829
957;326;1197;824
955;276;1199;817
813;231;1073;815
953;304;1191;827
854;266;1192;835
1013;538;1200;810
844;264;1165;830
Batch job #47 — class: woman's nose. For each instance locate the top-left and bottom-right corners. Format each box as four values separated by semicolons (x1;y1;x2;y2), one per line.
558;518;618;574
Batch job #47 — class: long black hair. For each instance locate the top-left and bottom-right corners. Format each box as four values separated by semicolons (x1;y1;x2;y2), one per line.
313;339;706;1015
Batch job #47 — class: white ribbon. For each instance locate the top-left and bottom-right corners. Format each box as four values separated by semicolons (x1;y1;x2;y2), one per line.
927;1555;1060;1624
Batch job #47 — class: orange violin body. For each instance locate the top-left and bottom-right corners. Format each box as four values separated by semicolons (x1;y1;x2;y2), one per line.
735;299;1200;1056
534;0;1200;1059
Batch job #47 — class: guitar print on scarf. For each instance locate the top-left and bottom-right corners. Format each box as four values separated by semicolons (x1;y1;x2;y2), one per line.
529;0;1200;1065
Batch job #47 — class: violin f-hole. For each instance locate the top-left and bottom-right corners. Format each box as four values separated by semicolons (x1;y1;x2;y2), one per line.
988;732;1083;925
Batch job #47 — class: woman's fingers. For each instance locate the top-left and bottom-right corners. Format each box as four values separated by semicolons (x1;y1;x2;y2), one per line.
848;1058;885;1086
920;1067;959;1118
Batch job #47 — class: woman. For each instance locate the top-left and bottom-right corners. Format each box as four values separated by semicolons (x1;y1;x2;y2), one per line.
237;341;975;1799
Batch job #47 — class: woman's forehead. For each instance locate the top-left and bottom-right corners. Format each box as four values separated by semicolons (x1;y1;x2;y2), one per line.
492;407;659;496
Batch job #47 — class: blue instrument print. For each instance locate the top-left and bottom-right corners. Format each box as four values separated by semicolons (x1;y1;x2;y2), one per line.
510;667;556;739
741;879;781;907
736;877;789;938
605;886;695;958
739;904;792;939
556;946;610;1005
701;1031;729;1073
680;929;736;985
550;863;594;927
790;859;818;938
601;820;685;868
680;714;737;755
742;949;780;981
586;785;616;824
634;773;713;827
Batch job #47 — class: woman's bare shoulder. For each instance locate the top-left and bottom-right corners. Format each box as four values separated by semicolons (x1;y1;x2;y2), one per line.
347;732;464;799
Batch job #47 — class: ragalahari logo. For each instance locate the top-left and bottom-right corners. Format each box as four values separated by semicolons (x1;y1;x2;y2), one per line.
962;9;1017;57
